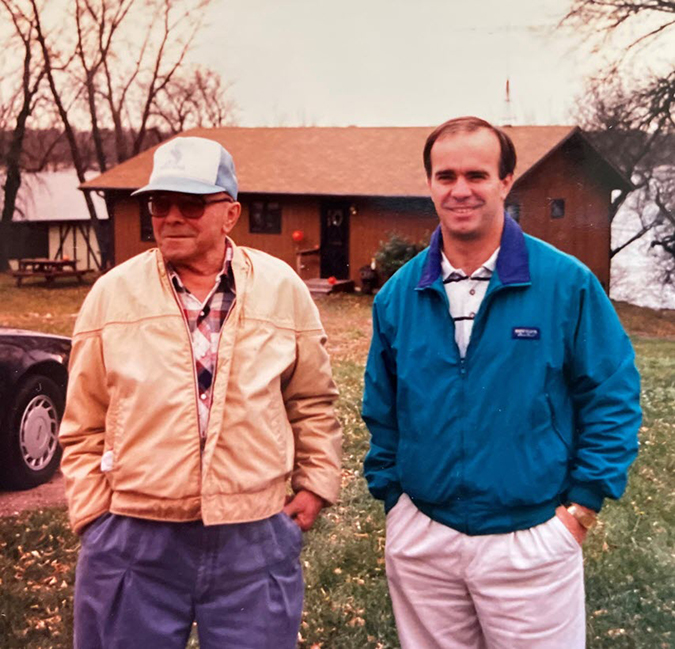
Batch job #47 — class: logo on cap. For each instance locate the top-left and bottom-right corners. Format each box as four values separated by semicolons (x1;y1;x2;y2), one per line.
158;144;187;174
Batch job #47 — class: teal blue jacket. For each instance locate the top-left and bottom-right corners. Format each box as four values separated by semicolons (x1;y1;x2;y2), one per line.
362;216;641;535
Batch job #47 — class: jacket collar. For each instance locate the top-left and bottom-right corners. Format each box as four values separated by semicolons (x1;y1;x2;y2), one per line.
416;214;530;290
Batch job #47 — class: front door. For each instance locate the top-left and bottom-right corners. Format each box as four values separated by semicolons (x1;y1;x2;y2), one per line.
320;201;350;279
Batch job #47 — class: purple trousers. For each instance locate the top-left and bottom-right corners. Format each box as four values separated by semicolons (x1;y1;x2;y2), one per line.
74;512;304;649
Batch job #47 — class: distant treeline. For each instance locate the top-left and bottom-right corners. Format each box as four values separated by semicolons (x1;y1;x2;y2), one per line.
0;127;168;173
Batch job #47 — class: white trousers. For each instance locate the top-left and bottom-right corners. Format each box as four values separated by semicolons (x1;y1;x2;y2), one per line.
385;494;585;649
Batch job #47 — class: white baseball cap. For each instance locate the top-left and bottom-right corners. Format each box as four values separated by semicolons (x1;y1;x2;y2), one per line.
131;136;239;199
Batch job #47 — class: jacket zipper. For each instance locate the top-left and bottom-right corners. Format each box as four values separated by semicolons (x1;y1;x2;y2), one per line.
167;279;204;457
435;273;528;533
440;279;504;534
438;285;470;532
205;296;237;442
458;355;468;532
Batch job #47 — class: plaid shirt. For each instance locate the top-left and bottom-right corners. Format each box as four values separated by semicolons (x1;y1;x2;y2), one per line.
167;243;236;441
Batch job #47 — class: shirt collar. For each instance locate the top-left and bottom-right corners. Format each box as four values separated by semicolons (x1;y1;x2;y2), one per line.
440;247;499;280
417;214;530;290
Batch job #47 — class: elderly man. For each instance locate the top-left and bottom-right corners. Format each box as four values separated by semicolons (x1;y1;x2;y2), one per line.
362;117;641;648
60;136;342;649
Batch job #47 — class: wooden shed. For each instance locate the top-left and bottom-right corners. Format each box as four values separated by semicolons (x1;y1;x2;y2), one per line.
8;169;108;270
80;126;631;290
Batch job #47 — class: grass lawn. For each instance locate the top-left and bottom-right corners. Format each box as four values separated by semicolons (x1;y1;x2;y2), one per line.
0;273;673;648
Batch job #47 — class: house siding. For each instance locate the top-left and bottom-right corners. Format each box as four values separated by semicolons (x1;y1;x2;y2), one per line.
114;197;154;264
232;195;438;283
108;137;616;291
349;197;437;280
514;142;612;289
229;195;320;274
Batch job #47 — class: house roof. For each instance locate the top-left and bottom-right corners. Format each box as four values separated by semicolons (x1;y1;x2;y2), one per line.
80;125;630;198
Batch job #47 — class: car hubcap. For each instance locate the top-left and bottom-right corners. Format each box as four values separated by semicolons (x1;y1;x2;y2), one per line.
19;395;59;471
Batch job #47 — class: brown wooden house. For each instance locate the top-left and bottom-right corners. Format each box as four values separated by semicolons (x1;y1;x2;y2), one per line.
80;126;630;290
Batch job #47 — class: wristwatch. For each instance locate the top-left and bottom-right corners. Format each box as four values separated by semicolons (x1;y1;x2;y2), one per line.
566;504;598;530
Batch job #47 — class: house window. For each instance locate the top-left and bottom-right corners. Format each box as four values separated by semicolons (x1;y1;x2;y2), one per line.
140;200;155;242
505;202;521;223
550;199;565;219
249;200;282;234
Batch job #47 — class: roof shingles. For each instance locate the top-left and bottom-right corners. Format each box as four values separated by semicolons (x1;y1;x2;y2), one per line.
81;125;579;197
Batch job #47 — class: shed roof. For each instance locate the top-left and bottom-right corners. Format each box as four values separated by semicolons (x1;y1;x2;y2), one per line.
7;169;108;222
80;125;628;197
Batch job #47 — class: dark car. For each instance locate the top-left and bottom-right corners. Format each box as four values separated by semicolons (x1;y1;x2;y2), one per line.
0;328;71;490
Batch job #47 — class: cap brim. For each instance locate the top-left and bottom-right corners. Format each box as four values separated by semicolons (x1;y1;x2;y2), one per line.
131;177;230;197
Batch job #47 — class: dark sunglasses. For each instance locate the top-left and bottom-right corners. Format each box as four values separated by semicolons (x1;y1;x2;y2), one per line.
146;194;233;219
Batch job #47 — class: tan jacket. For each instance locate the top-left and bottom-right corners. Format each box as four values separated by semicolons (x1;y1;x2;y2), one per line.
60;244;342;534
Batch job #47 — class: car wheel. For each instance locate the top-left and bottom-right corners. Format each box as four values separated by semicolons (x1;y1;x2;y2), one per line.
1;375;64;490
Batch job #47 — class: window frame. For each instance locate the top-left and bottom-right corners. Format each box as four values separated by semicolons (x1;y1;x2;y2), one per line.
505;201;521;223
550;198;566;219
139;199;155;242
249;198;282;235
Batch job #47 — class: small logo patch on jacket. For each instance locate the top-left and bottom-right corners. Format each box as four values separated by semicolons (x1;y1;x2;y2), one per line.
512;327;540;340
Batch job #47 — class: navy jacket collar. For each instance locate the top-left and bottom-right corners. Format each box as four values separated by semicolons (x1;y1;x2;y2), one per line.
416;214;531;290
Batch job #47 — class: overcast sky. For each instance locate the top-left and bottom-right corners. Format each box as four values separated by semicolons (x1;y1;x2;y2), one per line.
192;0;618;127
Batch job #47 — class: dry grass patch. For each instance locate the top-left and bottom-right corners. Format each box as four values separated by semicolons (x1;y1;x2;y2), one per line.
315;293;373;366
0;273;674;647
0;273;98;337
614;301;675;339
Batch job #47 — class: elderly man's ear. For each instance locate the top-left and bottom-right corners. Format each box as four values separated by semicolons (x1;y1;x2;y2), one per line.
223;201;242;234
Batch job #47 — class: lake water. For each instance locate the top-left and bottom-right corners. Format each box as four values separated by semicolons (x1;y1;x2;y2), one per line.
611;206;675;311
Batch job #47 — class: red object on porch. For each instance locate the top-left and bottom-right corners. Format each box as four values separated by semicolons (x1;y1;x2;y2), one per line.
292;229;305;243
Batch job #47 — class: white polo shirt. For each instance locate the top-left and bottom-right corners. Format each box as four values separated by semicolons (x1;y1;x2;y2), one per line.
440;248;499;357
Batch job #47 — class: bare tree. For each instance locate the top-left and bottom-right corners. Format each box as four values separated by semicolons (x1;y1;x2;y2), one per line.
575;76;673;256
563;0;675;282
24;0;233;269
29;0;113;268
649;166;675;283
0;0;45;272
563;0;675;52
92;0;215;163
72;0;136;173
151;65;237;134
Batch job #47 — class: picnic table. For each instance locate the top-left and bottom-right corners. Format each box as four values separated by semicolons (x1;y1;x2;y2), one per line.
12;258;89;287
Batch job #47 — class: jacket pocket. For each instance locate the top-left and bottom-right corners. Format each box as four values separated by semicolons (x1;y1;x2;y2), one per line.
477;399;571;509
267;386;292;467
546;393;572;451
104;394;122;487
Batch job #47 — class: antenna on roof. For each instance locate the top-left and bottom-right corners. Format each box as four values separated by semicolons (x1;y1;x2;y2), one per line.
502;78;513;127
501;19;514;128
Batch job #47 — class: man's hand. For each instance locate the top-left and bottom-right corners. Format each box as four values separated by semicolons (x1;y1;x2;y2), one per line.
283;490;326;531
555;504;590;546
